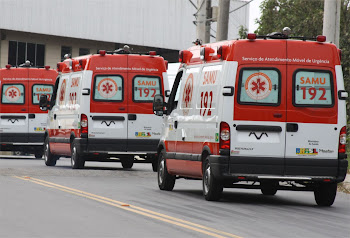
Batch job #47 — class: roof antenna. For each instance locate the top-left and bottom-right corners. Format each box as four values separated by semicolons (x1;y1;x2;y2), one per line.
283;27;291;37
193;39;202;46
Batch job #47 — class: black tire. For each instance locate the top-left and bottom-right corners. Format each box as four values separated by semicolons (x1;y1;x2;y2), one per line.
158;150;175;191
34;151;43;159
44;137;57;166
71;140;85;169
202;157;223;201
261;181;278;196
314;183;337;206
121;156;134;169
152;156;158;172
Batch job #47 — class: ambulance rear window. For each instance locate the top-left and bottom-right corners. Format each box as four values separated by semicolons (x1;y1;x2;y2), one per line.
293;70;334;107
93;75;123;101
32;84;53;104
1;84;25;104
133;76;161;102
238;68;280;105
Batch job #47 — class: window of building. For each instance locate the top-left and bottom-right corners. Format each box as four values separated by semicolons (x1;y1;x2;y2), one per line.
61;46;72;61
79;48;90;56
8;41;45;67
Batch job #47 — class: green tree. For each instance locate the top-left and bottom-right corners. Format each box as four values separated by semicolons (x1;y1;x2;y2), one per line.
238;25;248;39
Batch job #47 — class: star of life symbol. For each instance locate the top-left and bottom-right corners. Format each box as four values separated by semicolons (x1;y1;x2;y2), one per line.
98;78;118;98
245;72;272;100
59;79;66;103
182;74;194;115
5;86;21;102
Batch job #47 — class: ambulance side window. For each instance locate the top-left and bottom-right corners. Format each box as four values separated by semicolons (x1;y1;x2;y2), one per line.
32;84;54;104
167;71;183;114
50;77;60;109
293;70;334;107
238;68;280;106
93;75;123;101
1;84;25;104
133;76;161;102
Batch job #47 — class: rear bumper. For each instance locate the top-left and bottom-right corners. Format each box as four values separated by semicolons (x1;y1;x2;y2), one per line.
0;133;44;152
209;155;348;183
74;138;159;156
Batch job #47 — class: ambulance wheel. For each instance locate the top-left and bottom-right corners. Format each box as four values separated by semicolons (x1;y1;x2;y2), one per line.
203;158;223;201
158;150;175;191
121;156;134;169
71;141;85;169
44;138;57;166
152;156;158;172
314;183;337;206
260;181;278;196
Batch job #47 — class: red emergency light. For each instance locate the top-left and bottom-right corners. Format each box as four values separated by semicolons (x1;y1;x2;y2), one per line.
200;47;215;61
99;50;106;56
217;45;229;60
5;64;11;69
247;33;257;40
45;65;50;70
316;35;326;42
179;50;193;64
149;51;156;56
79;59;87;70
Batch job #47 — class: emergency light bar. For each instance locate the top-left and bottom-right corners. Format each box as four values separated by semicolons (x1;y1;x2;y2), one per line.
200;47;215;61
179;50;193;64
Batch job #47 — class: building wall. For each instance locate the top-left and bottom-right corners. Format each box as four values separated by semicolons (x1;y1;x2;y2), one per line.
0;30;115;68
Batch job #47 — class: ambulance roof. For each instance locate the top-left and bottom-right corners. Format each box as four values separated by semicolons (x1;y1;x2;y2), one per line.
185;36;340;68
58;51;167;74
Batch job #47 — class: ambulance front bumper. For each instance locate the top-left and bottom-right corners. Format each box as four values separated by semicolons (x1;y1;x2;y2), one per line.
208;155;348;183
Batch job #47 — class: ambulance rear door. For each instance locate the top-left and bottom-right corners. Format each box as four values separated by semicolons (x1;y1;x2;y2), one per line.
28;69;55;144
89;55;128;152
126;55;165;152
285;41;339;176
0;68;29;144
232;64;287;175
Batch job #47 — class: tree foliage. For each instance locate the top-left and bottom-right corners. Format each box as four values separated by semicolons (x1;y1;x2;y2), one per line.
256;0;350;150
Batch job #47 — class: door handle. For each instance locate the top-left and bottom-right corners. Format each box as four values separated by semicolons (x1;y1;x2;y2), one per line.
28;114;35;119
54;114;57;120
286;123;298;132
174;121;178;129
128;114;137;121
273;113;282;118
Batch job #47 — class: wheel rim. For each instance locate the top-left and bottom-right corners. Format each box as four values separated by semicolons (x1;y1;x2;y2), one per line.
203;164;211;195
44;142;49;163
71;146;76;167
158;157;165;184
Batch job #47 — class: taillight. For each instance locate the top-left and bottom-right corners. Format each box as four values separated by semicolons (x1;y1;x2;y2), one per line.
81;114;88;135
219;122;230;150
339;126;347;154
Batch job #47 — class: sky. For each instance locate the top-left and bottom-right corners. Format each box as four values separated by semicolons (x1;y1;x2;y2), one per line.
249;0;263;32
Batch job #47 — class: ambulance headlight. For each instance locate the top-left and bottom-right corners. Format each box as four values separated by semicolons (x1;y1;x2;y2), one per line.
220;129;230;141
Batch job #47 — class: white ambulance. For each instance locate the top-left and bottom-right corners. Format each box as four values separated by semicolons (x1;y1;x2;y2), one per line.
0;62;57;157
153;33;348;206
40;49;169;170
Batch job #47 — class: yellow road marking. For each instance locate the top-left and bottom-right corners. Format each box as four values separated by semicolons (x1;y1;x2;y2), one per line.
13;176;242;238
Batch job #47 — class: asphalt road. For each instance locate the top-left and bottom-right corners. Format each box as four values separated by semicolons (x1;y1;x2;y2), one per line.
0;156;349;238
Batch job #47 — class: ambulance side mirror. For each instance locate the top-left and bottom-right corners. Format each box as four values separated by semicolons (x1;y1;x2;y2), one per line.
223;86;234;96
39;95;49;111
153;94;165;116
165;90;170;97
338;90;348;100
82;88;90;96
